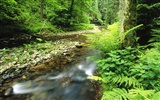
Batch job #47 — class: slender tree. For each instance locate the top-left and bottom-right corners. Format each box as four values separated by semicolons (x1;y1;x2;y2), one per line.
119;0;137;47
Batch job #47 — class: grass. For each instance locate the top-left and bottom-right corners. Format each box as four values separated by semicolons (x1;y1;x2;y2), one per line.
64;23;95;31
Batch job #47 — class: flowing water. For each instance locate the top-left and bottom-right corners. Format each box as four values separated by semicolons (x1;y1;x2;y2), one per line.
0;29;102;100
4;59;97;100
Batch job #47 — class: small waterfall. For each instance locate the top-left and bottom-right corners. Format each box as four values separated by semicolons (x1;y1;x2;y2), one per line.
5;59;97;100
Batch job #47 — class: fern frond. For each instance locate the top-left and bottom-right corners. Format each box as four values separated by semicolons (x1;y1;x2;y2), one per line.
120;24;143;42
87;75;105;82
110;74;142;88
101;88;129;100
124;24;143;36
129;89;155;100
152;91;160;100
149;35;160;42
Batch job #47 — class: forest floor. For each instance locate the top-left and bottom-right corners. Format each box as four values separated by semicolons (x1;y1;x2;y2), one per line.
0;26;102;100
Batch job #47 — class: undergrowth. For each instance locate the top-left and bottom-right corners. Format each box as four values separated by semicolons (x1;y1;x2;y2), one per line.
149;18;160;50
87;22;160;100
86;23;143;54
91;47;160;100
86;22;120;53
65;23;95;31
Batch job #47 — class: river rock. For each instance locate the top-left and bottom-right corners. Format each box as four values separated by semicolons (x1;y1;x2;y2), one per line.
3;87;13;96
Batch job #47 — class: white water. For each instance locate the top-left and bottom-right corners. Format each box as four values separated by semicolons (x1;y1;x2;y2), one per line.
10;59;97;100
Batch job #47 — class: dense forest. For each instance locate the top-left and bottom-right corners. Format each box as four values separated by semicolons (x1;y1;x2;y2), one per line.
0;0;119;37
88;0;160;100
0;0;160;100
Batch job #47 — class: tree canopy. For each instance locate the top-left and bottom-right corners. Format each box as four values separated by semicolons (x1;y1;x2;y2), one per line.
1;0;159;46
0;0;120;37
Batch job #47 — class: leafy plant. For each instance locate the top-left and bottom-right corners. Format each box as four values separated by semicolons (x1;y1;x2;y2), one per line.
101;87;160;100
90;74;160;100
86;23;143;54
133;48;160;90
68;23;94;31
149;18;160;48
93;46;160;100
86;22;120;53
120;24;143;44
102;88;128;100
97;47;140;78
129;89;155;100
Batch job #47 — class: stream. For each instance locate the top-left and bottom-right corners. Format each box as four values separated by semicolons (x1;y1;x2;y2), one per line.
0;28;101;100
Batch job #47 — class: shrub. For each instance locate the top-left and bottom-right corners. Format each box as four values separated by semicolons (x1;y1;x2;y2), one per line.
87;22;120;53
96;47;141;88
65;23;95;31
94;47;160;100
133;48;160;90
86;23;143;54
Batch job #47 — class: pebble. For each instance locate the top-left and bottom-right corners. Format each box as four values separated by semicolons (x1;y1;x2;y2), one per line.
0;80;3;84
3;87;13;96
20;63;28;68
2;74;9;80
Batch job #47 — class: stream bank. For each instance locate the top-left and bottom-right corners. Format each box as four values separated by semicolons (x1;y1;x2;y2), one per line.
0;27;102;100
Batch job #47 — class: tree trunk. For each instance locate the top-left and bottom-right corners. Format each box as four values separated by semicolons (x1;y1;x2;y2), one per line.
119;0;137;47
69;0;75;18
40;0;44;21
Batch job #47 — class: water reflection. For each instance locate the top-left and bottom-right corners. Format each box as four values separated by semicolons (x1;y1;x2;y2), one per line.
6;59;97;100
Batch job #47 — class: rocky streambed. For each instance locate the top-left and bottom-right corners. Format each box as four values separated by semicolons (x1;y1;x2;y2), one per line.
0;28;101;100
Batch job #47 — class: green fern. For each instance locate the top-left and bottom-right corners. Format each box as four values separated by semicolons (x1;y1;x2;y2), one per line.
120;24;143;42
152;91;160;100
129;89;155;100
85;22;121;53
101;88;129;100
87;75;105;82
101;88;158;100
149;18;160;44
110;74;142;88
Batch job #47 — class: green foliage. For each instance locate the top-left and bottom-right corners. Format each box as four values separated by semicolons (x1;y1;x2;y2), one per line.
149;18;160;45
136;2;160;45
152;91;160;100
0;0;18;20
120;24;143;47
49;0;93;27
129;89;155;100
96;47;141;86
121;24;143;40
67;23;94;31
110;74;142;88
90;0;119;25
0;0;30;36
133;48;160;90
102;0;119;24
72;0;92;24
101;87;159;100
0;0;95;37
88;75;105;82
87;23;143;54
102;88;128;100
93;46;160;100
87;22;120;53
90;0;103;24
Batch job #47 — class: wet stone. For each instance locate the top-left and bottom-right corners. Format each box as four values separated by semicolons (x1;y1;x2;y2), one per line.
3;87;13;96
0;79;3;84
2;74;10;80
